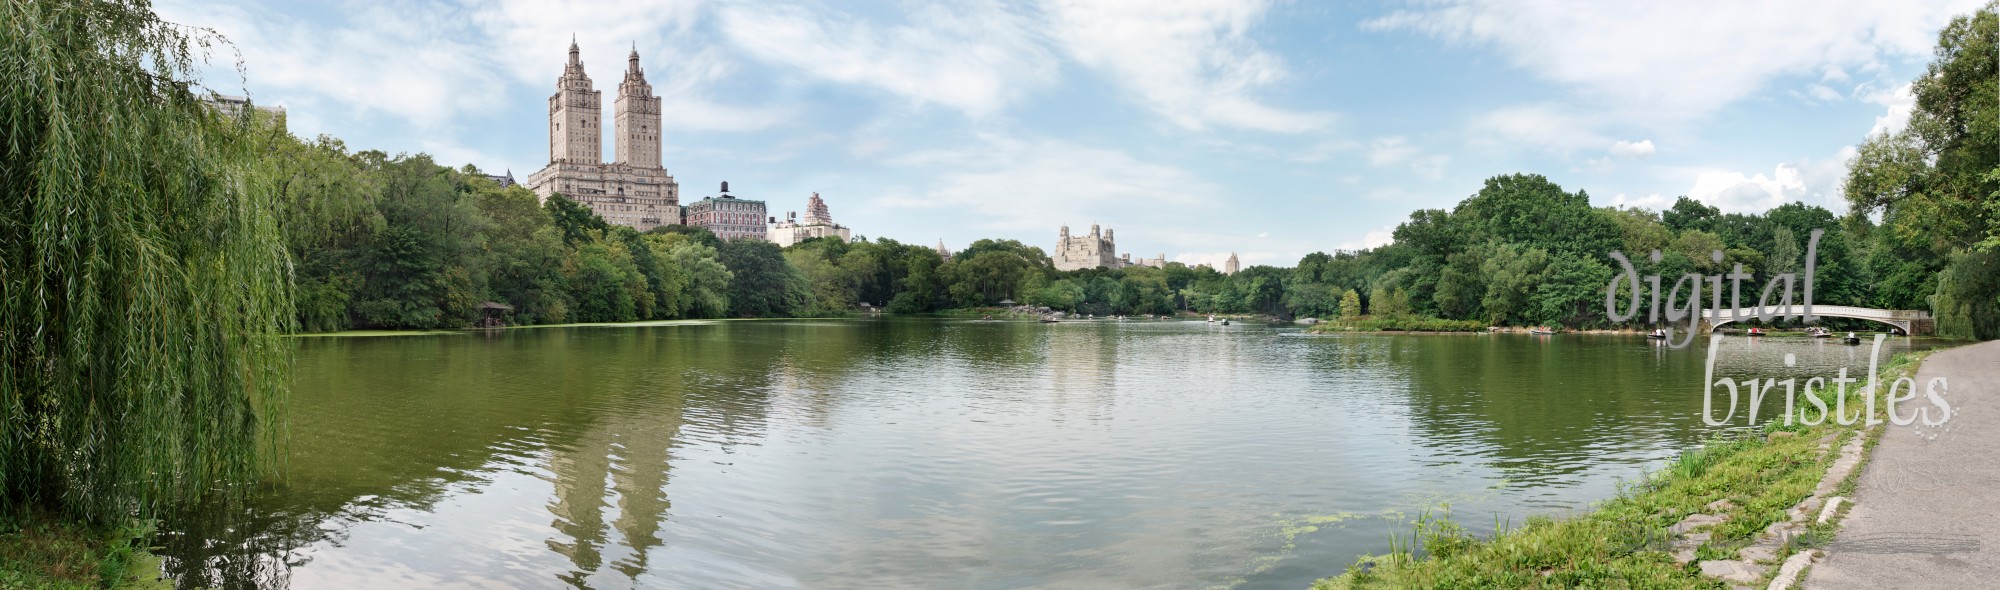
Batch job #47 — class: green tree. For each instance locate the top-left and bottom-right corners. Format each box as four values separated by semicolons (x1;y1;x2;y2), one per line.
1844;2;1999;337
2;0;292;520
719;239;812;317
1339;289;1363;319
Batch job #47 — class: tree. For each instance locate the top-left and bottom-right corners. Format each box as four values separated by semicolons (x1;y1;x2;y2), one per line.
1844;2;2000;337
718;239;812;317
2;0;292;520
1339;289;1363;319
545;193;608;246
666;238;732;318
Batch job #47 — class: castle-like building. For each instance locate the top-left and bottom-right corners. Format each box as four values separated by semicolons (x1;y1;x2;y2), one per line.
1054;224;1130;271
767;192;851;247
525;41;681;231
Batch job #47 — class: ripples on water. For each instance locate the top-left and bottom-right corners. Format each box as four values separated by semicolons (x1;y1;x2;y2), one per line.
153;320;1931;589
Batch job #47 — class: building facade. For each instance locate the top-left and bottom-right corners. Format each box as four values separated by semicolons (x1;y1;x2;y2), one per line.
683;182;767;241
1053;224;1124;271
767;192;852;247
1133;254;1167;269
204;94;286;129
525;41;681;231
1224;252;1240;274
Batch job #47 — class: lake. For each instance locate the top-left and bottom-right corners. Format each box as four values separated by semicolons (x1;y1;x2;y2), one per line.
152;319;1927;589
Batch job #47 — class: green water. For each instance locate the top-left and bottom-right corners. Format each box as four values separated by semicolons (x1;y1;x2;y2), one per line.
152;319;1927;589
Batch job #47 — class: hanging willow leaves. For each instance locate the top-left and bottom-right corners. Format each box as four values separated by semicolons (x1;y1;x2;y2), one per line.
1;0;292;522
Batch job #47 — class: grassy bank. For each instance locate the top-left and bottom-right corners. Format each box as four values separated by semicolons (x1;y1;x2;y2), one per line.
1311;350;1933;589
0;511;170;590
1308;316;1489;333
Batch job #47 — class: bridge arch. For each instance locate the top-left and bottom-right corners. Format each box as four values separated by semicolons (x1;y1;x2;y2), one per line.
1700;305;1932;335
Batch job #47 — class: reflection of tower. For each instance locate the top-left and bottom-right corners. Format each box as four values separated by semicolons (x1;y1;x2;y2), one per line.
1044;324;1118;422
543;393;687;586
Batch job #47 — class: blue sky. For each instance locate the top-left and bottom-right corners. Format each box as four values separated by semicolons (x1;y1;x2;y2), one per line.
156;0;1978;268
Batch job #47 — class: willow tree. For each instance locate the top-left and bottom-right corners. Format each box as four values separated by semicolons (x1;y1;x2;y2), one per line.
2;1;292;521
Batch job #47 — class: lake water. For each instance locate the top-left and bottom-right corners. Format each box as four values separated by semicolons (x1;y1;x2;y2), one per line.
152;319;1927;589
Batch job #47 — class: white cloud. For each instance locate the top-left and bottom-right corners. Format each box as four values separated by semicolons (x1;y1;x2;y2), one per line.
158;0;511;131
1368;136;1419;166
1337;226;1396;251
1366;0;1985;121
158;0;786;137
1368;136;1448;179
1610;193;1674;211
1608;139;1656;159
1864;82;1917;137
879;136;1214;233
1804;84;1843;103
716;2;1057;119
1469;104;1608;153
1684;146;1857;213
1041;0;1333;132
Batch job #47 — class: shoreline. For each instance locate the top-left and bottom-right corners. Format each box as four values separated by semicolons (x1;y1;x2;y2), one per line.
1309;346;1946;589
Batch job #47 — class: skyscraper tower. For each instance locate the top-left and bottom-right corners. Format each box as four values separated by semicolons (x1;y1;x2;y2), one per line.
614;45;661;169
549;38;602;164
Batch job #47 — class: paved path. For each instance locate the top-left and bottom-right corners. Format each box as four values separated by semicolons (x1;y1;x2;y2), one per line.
1808;339;2000;589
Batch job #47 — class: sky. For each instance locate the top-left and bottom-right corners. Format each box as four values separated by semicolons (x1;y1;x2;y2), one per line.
154;0;1982;269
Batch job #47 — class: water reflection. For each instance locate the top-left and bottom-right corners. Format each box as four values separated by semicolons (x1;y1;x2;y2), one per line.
152;321;1933;590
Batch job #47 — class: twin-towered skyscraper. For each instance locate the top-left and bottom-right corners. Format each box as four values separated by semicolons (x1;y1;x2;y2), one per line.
527;40;682;231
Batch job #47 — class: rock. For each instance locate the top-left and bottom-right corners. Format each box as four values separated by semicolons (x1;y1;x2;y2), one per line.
1670;513;1729;535
1739;543;1780;563
1766;549;1819;590
1699;560;1765;584
1707;498;1739;512
1818;497;1846;524
1673;548;1699;564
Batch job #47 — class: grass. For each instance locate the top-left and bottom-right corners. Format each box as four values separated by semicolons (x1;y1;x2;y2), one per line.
1308;315;1489;333
0;510;171;590
1310;346;1944;589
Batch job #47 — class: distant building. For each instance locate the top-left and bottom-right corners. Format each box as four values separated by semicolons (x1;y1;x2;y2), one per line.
524;41;682;231
1133;253;1168;269
479;170;517;188
935;239;952;259
1224;252;1240;275
683;181;767;241
1054;224;1123;271
767;192;852;247
204;94;285;128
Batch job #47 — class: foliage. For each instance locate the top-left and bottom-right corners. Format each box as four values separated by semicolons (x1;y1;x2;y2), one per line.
2;0;291;521
717;239;813;317
1313;426;1832;589
0;511;169;590
1310;316;1488;333
1844;2;2000;338
1338;289;1363;319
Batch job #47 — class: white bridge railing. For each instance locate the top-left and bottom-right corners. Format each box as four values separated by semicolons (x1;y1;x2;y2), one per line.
1697;305;1929;322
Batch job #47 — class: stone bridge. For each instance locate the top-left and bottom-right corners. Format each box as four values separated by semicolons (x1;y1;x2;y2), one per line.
1700;305;1933;335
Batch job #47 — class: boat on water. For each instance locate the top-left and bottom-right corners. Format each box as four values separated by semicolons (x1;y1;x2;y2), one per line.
1040;317;1060;324
1220;319;1231;326
1646;329;1667;340
1843;332;1862;345
1808;327;1834;338
1206;315;1216;323
1528;326;1556;335
1745;327;1766;336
